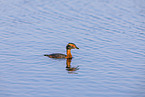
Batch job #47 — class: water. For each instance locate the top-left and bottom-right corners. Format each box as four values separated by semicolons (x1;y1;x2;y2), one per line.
0;0;145;97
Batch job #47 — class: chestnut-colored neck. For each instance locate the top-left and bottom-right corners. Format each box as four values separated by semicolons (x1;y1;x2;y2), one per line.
66;49;72;58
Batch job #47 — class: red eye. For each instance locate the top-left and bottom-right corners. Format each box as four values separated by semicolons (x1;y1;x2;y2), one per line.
72;45;75;47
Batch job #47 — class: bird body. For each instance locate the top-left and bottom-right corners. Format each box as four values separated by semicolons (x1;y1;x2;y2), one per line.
44;53;66;58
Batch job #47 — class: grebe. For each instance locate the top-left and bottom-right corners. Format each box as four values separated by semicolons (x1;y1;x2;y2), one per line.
44;43;79;58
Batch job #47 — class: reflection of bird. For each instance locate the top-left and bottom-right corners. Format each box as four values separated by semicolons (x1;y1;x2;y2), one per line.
66;66;79;71
66;58;79;73
44;43;79;58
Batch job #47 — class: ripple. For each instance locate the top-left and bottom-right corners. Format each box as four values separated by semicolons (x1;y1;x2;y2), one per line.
0;0;145;97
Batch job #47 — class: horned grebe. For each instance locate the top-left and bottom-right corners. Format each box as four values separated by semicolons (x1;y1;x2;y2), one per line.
44;43;79;58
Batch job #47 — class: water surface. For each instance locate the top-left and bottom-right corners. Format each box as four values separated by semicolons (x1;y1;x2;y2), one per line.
0;0;145;97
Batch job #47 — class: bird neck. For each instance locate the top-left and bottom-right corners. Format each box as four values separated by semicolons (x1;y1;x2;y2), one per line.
66;49;72;58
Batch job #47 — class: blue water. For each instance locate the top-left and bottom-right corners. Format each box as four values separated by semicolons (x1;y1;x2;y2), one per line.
0;0;145;97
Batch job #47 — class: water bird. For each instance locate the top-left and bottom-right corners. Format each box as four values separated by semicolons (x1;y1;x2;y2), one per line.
44;43;79;58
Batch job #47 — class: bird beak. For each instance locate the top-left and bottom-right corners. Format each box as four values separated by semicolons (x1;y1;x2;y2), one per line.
76;46;79;49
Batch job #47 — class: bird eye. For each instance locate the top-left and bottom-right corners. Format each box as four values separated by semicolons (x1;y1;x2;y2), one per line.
72;45;75;48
